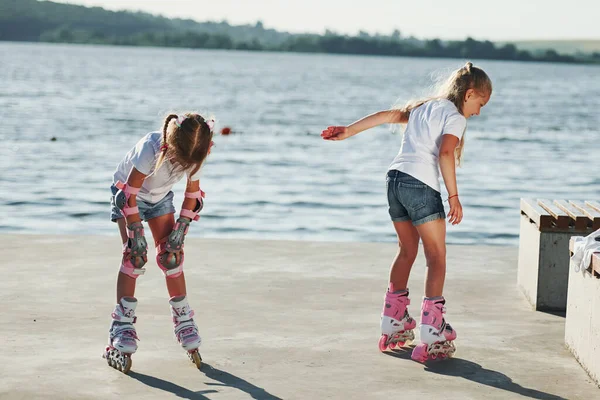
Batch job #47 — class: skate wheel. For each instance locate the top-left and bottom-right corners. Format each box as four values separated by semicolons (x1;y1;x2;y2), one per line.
122;356;132;374
378;335;389;352
190;351;202;368
411;344;429;363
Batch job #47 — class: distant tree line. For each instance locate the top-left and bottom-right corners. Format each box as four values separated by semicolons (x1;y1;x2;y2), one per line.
36;28;591;64
1;0;598;64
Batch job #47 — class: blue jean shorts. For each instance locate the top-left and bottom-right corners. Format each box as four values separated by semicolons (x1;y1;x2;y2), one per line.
110;185;176;222
386;170;446;226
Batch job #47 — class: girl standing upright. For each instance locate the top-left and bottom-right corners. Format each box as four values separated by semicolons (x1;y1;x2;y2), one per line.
322;62;492;362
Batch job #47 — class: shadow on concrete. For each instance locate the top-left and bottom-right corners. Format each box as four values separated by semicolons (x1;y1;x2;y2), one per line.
424;357;568;400
129;371;218;399
129;364;282;400
381;346;415;360
201;363;283;400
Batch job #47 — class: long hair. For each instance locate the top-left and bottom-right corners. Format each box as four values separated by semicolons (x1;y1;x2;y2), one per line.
154;112;214;178
396;62;492;166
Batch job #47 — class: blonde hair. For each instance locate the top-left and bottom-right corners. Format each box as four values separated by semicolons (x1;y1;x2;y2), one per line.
397;62;492;166
155;112;214;178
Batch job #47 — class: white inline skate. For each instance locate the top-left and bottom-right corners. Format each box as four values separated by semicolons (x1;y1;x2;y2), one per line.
170;295;202;368
103;297;139;373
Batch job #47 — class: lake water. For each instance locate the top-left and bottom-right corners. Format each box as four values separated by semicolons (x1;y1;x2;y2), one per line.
1;42;598;245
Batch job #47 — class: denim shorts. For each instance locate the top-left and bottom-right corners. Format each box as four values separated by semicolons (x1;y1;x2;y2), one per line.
386;170;446;226
110;185;176;222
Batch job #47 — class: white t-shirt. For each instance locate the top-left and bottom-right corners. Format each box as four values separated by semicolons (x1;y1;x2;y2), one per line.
388;98;467;192
113;132;201;203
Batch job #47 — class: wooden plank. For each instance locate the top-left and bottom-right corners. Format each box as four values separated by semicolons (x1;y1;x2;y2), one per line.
593;253;600;277
554;200;589;231
520;198;553;229
570;200;600;230
537;199;570;230
585;201;600;214
569;236;580;253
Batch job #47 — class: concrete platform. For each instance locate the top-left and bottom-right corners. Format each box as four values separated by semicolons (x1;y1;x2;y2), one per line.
0;235;598;399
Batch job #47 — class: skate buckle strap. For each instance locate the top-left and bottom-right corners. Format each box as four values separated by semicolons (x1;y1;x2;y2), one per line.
174;319;197;335
172;309;195;324
111;312;137;324
111;325;140;341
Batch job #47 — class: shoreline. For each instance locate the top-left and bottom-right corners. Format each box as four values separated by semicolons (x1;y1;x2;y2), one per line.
0;232;520;247
1;40;598;66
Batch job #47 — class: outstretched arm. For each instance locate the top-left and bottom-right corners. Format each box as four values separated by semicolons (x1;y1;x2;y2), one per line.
321;109;408;141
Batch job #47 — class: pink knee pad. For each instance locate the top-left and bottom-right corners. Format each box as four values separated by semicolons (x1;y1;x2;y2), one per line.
156;242;183;278
120;243;146;279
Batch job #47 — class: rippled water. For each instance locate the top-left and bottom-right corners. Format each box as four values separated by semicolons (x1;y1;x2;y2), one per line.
1;42;598;245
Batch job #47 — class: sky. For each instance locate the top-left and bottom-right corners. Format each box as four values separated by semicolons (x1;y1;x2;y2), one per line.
52;0;600;41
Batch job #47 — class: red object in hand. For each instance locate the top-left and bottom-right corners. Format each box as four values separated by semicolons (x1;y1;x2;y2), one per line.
221;127;231;135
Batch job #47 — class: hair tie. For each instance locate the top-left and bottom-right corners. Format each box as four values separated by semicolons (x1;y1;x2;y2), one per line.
175;115;187;128
160;143;168;151
205;118;215;132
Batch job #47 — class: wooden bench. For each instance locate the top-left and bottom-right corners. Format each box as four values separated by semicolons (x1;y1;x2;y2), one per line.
517;199;600;311
569;236;600;277
565;235;600;386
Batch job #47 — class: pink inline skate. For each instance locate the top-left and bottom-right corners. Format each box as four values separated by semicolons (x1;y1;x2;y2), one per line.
378;289;417;351
411;297;457;362
103;297;139;374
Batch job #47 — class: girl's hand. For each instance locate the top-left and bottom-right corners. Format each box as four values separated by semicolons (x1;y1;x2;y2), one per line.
448;197;463;225
321;126;351;141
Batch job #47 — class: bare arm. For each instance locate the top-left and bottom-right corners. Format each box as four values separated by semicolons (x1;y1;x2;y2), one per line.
439;135;459;196
347;110;408;136
322;109;409;140
439;134;463;225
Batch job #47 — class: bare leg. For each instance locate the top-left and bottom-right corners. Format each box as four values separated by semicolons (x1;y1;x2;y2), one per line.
415;219;447;297
389;221;420;291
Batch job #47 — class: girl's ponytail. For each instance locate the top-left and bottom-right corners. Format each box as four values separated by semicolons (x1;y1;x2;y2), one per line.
154;114;179;174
